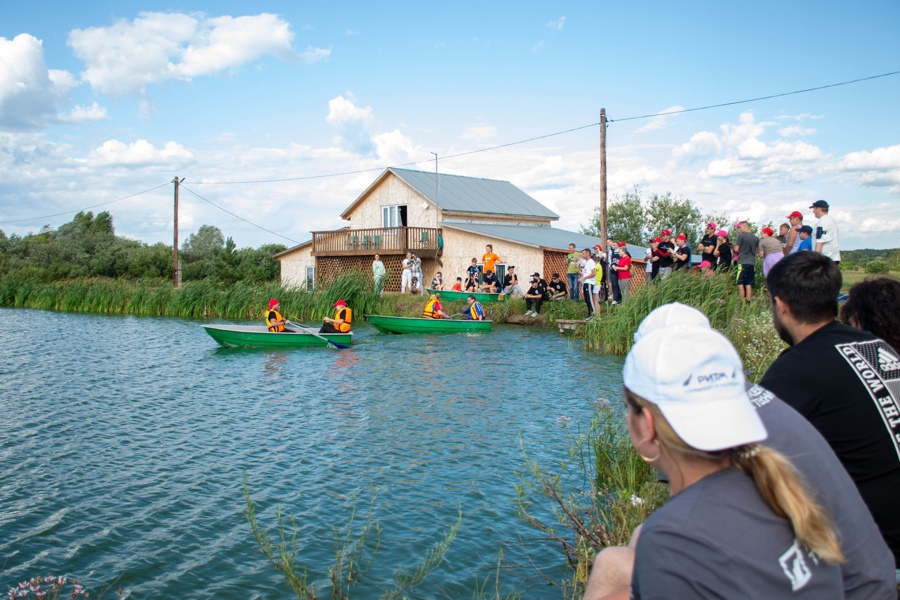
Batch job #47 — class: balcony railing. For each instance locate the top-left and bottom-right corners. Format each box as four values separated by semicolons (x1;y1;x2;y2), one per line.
311;227;442;256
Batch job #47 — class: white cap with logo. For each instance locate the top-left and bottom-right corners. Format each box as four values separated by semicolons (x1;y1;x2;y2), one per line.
623;325;767;452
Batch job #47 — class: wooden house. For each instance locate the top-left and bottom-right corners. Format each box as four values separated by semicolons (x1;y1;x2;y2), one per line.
274;168;648;294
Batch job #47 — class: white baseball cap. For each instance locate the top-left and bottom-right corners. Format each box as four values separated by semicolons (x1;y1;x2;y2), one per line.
634;302;711;344
623;326;767;452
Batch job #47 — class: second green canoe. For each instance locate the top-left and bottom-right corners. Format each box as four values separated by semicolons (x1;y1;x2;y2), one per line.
425;288;505;303
367;315;492;335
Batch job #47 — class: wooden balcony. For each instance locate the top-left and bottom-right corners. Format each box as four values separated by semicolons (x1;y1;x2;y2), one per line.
311;227;442;256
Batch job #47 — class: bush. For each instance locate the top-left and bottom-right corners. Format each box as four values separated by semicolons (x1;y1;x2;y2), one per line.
839;261;857;271
865;260;889;274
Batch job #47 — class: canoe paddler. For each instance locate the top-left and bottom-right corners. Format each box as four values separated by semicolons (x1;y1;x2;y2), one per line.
464;295;485;321
320;299;352;333
265;298;291;332
422;293;446;319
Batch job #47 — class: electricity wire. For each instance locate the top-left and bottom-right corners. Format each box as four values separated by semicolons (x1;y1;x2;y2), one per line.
179;185;301;245
0;182;171;225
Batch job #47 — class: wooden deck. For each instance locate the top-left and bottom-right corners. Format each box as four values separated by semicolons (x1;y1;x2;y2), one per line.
311;226;442;256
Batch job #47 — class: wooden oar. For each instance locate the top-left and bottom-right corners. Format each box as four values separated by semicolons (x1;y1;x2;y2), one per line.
286;325;350;349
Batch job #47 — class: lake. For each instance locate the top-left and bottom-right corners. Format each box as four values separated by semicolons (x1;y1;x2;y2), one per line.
0;308;625;598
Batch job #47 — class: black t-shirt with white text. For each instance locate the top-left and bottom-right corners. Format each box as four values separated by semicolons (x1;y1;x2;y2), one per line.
760;321;900;565
700;234;717;265
656;241;675;268
548;279;567;295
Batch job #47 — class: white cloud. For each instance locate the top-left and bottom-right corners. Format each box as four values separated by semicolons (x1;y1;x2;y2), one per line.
85;139;195;167
67;12;325;96
326;94;375;155
460;123;498;141
58;102;109;124
838;145;900;192
635;105;684;133
531;41;544;53
779;125;816;137
546;17;566;31
673;131;721;161
0;34;78;131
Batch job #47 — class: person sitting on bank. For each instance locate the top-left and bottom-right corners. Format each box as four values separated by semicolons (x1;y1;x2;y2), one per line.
548;273;568;300
431;272;446;290
502;266;524;297
320;299;352;334
464;272;478;292
451;277;463;292
481;269;500;293
265;298;291;332
410;276;423;295
422;293;446;319
464;295;485;320
524;276;546;317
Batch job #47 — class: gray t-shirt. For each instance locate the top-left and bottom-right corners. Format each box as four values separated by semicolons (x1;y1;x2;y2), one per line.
632;468;843;599
736;232;759;265
749;384;897;599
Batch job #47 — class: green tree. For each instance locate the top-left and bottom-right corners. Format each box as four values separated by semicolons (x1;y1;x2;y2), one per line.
645;193;704;248
182;225;225;262
582;187;648;244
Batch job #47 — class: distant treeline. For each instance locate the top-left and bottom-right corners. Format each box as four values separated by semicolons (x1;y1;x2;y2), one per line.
0;211;285;284
839;248;900;270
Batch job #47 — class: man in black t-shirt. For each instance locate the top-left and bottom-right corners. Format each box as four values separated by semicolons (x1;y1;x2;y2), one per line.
699;222;718;268
672;234;692;272
501;265;523;297
547;273;568;299
760;252;900;571
655;230;675;279
523;277;546;317
606;239;621;304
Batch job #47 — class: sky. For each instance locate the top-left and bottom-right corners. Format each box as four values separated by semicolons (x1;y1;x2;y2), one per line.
1;1;898;251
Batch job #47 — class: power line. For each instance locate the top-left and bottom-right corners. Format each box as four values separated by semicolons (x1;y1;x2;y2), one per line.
609;70;900;123
179;185;301;245
0;182;171;225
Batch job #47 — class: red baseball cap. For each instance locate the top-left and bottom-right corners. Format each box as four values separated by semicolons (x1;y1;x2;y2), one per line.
677;234;687;241
761;227;775;236
652;237;662;243
593;244;602;249
617;241;627;247
660;229;671;236
786;210;803;219
268;298;279;309
334;299;347;307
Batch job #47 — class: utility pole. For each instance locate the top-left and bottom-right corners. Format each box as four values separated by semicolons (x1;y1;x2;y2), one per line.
173;176;184;289
600;108;608;248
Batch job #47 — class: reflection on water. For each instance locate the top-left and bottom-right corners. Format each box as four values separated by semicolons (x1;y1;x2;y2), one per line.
0;308;625;599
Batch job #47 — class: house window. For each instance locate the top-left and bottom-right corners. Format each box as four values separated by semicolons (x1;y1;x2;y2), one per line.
306;265;315;291
382;205;408;227
494;264;507;285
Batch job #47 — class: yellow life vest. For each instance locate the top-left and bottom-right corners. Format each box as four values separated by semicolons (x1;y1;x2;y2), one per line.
422;297;440;319
467;301;485;320
334;307;352;332
266;309;285;332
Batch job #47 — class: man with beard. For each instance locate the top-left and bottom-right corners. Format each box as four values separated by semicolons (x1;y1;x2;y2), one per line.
760;252;900;577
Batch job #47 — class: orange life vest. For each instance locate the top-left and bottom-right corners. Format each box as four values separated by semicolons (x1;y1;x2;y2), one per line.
422;297;441;319
334;307;352;332
266;309;285;332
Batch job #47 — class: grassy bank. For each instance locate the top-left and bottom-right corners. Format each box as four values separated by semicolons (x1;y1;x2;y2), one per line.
579;272;785;382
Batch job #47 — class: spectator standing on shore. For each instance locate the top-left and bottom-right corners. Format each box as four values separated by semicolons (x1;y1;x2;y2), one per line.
502;266;523;297
643;244;654;283
578;248;597;317
372;254;386;295
811;200;841;264
614;245;632;303
699;222;718;268
784;211;805;255
607;239;621;304
758;227;783;277
760;252;900;573
594;244;607;303
409;253;423;294
776;223;790;249
482;244;501;277
672;234;692;272
655;230;675;279
566;243;581;300
841;277;900;355
401;252;412;293
647;237;661;280
797;225;814;252
714;230;732;270
732;222;758;302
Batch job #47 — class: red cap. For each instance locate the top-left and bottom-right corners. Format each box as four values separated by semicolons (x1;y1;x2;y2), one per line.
652;237;661;243
593;244;602;249
268;298;279;309
786;210;803;219
660;229;671;236
677;234;687;241
706;222;717;230
761;227;775;236
333;299;347;307
617;241;627;247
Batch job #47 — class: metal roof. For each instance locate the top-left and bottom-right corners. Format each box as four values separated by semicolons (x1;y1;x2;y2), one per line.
390;168;559;219
441;221;648;257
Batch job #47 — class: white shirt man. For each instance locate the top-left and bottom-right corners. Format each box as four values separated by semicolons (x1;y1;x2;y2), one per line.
811;200;840;263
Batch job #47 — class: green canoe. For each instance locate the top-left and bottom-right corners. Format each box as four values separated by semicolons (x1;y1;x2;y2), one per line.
367;315;492;335
203;324;353;348
425;288;506;303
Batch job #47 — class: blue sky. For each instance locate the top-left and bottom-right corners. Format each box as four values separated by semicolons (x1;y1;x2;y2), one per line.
1;1;898;250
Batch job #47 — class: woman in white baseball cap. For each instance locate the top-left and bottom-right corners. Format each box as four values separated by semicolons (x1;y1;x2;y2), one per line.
616;325;844;598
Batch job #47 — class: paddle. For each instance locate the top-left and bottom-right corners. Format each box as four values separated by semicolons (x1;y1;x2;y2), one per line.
286;324;350;349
